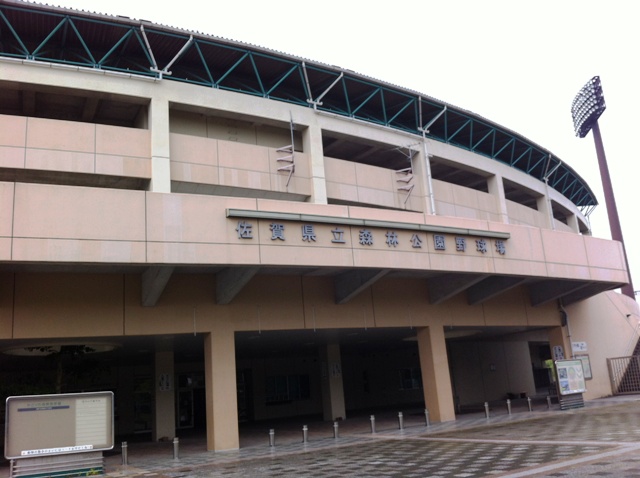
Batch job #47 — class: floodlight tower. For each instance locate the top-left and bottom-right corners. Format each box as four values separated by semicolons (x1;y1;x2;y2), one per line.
571;76;635;299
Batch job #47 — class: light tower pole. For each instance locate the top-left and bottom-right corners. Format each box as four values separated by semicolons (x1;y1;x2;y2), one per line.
571;76;634;299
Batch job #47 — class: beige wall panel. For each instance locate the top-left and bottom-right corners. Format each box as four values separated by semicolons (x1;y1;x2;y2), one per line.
255;125;293;149
95;154;151;178
588;268;629;284
326;181;359;203
370;279;430;327
540;229;588;265
481;288;529;326
0;273;13;339
545;263;592;280
347;205;426;225
25;148;95;174
255;199;350;218
124;274;219;336
0;114;27;147
170;162;219;185
259;245;355;268
26;117;95;152
356;187;397;208
217;140;270;172
523;301;559;326
96;125;150;158
218;167;272;190
301;276;375;329
227;275;306;330
0;238;10;261
453;205;482;220
0;182;14;238
270;174;312;197
434;201;457;217
507;201;544;228
584;236;626;271
432;180;455;204
13;273;124;338
13;238;146;263
170;133;218;167
207;117;256;144
146;242;261;265
13;183;146;241
351;248;431;270
429;253;496;275
169;110;208;137
568;292;640;399
443;297;486;326
492;257;548;277
0;146;26;170
474;191;498;214
324;157;357;183
145;193;256;244
354;163;394;190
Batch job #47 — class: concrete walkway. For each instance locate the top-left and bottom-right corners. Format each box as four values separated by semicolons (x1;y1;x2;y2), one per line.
4;396;640;477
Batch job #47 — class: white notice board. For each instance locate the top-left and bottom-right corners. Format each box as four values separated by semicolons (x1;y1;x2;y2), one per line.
4;391;114;460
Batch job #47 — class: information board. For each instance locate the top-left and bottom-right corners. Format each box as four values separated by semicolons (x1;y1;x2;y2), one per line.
555;359;587;396
4;391;114;460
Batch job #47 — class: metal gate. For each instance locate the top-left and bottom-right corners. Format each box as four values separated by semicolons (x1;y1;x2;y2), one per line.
607;356;640;395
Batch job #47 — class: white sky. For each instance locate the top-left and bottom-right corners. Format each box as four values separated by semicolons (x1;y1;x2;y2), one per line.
51;0;640;296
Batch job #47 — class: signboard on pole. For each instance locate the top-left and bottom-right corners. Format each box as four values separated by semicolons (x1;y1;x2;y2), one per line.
4;391;114;460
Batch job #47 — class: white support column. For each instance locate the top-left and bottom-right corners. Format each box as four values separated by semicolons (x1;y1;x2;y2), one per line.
153;339;176;441
149;96;171;193
412;139;435;215
204;328;240;451
487;174;509;224
417;326;456;422
537;195;554;229
302;119;328;204
320;342;346;421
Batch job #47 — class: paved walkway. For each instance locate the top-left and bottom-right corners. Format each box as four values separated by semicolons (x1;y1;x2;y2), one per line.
4;396;640;477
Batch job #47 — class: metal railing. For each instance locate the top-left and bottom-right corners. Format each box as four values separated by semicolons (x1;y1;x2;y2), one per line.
608;355;640;395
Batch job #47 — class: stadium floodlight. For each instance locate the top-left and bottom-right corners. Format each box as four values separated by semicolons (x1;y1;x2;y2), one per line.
571;76;606;138
570;76;635;298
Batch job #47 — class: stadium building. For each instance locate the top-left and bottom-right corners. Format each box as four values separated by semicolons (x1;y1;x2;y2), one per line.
1;0;638;452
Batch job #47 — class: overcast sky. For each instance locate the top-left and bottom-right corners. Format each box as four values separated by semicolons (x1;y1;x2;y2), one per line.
52;0;640;296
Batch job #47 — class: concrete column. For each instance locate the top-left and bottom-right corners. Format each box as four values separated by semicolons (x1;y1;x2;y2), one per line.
566;214;580;234
411;140;435;215
417;326;455;422
320;343;346;421
152;341;176;441
204;328;239;451
149;96;171;193
487;174;509;224
548;325;572;361
302;120;328;204
537;195;554;229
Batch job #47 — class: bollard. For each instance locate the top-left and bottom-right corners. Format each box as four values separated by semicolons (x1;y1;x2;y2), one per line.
370;414;376;433
121;441;128;466
547;395;552;409
527;397;532;412
484;401;490;419
302;425;308;443
269;429;275;447
424;408;430;427
398;411;404;430
506;399;512;415
333;421;339;439
172;437;179;460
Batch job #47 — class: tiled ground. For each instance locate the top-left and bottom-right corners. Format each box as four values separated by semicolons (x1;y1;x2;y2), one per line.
4;397;640;477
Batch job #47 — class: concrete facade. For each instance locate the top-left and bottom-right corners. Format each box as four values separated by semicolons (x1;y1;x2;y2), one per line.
1;2;639;454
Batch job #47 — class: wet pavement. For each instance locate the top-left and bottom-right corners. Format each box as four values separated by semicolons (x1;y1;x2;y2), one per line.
4;396;640;477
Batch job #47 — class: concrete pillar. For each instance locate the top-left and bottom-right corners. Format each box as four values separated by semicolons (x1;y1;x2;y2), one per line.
152;340;176;441
411;140;435;215
320;343;346;421
487;174;509;224
302;120;328;204
566;214;580;234
204;328;239;451
149;96;171;193
548;325;571;361
537;193;554;229
417;326;455;422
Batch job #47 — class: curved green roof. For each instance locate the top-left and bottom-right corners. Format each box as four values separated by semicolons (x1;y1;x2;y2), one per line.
0;1;597;209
